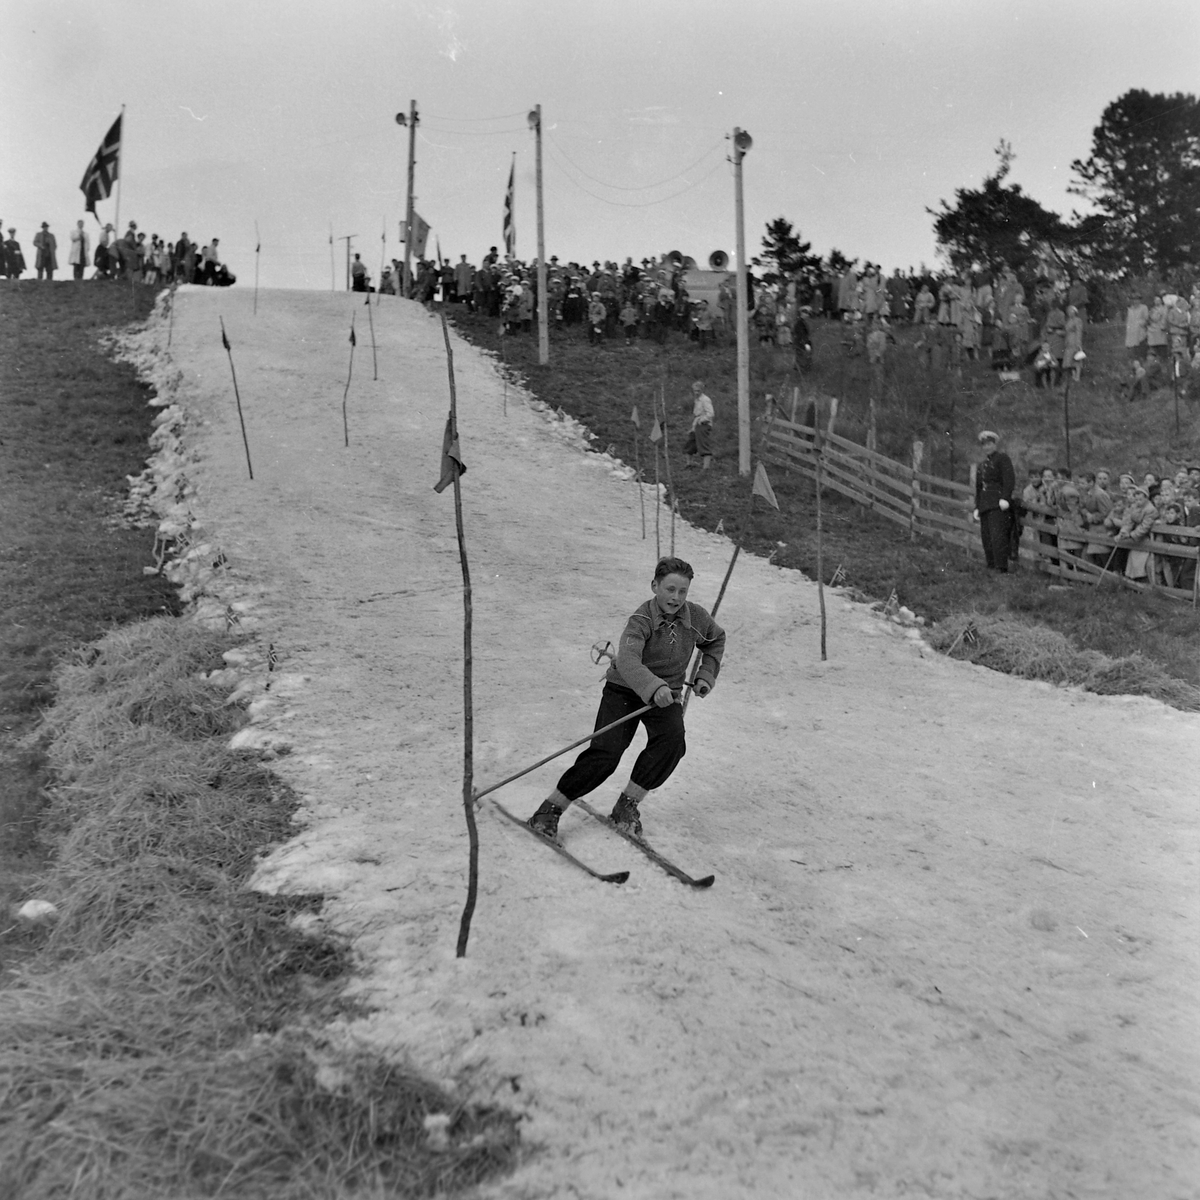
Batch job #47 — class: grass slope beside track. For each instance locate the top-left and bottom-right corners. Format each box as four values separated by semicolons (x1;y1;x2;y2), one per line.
0;283;522;1198
0;281;179;920
448;306;1200;706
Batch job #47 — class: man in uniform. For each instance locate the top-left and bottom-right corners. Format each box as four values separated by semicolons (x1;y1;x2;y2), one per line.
973;430;1016;572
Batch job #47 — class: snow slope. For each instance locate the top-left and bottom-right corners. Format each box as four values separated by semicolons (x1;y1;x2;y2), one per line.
123;288;1200;1199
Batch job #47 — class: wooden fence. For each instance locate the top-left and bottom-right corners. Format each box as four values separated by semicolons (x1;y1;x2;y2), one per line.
763;413;1200;605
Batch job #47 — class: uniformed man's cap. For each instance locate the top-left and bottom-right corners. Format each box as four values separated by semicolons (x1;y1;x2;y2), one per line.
977;430;999;444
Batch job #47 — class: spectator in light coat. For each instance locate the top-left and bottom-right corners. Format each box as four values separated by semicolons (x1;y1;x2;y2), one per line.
68;220;90;280
1125;295;1149;360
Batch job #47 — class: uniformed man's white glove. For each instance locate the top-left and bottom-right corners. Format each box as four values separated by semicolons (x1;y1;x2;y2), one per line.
999;499;1010;511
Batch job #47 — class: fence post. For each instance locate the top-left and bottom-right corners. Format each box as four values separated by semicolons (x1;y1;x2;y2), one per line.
910;439;923;541
967;462;977;557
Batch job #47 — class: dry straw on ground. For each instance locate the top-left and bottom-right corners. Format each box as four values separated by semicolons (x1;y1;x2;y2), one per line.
1;617;521;1199
928;611;1200;710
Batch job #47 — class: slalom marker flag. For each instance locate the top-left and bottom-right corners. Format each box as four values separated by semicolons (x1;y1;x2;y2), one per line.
649;418;662;443
436;237;443;267
402;214;431;258
503;156;515;257
349;323;356;346
434;416;467;493
81;114;121;216
752;461;779;510
631;405;641;429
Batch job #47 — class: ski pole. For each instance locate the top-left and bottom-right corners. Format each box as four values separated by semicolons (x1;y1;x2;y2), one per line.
473;684;694;805
473;704;654;803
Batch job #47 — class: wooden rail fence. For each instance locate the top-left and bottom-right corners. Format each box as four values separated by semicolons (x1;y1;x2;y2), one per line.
763;413;1199;606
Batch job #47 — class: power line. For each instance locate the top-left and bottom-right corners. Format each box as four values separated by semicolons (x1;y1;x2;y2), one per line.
546;145;728;208
546;132;726;193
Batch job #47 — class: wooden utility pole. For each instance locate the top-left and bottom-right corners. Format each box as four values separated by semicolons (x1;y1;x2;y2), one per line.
530;104;549;365
397;101;418;297
732;127;753;476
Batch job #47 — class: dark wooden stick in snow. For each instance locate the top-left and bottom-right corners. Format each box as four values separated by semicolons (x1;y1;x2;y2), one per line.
342;316;356;447
219;317;253;480
439;312;479;959
366;294;378;380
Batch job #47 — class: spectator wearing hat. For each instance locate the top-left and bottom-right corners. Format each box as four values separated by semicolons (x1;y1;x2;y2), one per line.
973;430;1016;572
32;222;57;280
2;227;25;278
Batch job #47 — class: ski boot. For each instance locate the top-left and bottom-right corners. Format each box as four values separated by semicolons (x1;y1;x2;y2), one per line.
609;792;643;839
527;800;563;842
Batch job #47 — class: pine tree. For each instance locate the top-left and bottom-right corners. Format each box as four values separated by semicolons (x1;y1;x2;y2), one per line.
1069;90;1200;276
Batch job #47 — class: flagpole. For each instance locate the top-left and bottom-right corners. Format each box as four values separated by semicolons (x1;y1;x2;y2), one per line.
531;104;548;365
114;105;126;235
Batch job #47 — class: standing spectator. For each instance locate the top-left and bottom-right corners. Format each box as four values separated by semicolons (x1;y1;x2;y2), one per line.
914;282;935;325
3;227;26;278
1063;306;1085;381
1125;294;1149;360
351;253;368;291
1042;303;1067;385
175;232;193;282
68;219;90;281
587;291;607;345
1146;295;1169;359
32;222;57;280
453;254;474;310
685;380;715;470
973;430;1016;572
619;297;639;346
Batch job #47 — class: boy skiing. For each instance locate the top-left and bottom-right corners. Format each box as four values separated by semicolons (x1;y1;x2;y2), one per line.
527;556;725;842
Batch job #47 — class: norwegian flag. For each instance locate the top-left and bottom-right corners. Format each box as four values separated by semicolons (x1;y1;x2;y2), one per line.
503;156;515;257
80;115;121;216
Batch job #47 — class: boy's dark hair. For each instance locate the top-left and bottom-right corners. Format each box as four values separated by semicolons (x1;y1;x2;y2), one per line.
653;556;694;582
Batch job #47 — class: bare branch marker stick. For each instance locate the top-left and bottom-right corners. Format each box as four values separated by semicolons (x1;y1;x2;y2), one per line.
365;293;378;380
659;381;676;556
436;311;479;959
219;317;253;480
631;402;645;539
342;315;356;447
816;397;839;661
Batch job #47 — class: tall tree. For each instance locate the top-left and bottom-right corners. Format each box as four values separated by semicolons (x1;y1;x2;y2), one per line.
930;141;1071;277
1070;90;1200;275
753;217;821;286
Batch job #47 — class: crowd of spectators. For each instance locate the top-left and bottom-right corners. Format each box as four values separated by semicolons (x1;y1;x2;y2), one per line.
372;248;742;351
0;219;234;286
1019;461;1200;590
363;248;1197;398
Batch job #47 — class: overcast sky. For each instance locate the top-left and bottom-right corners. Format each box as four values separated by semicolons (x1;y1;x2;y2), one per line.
3;0;1197;290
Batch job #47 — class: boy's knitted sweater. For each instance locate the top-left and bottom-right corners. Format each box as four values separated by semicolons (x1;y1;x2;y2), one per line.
608;597;725;703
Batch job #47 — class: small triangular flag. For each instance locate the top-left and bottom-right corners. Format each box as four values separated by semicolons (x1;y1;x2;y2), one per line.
433;416;467;493
649;419;662;444
631;405;641;429
752;461;779;510
349;325;356;346
220;321;230;351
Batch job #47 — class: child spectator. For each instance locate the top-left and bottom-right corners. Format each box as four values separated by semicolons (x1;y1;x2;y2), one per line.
619;299;639;346
525;556;725;843
587;293;607;345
